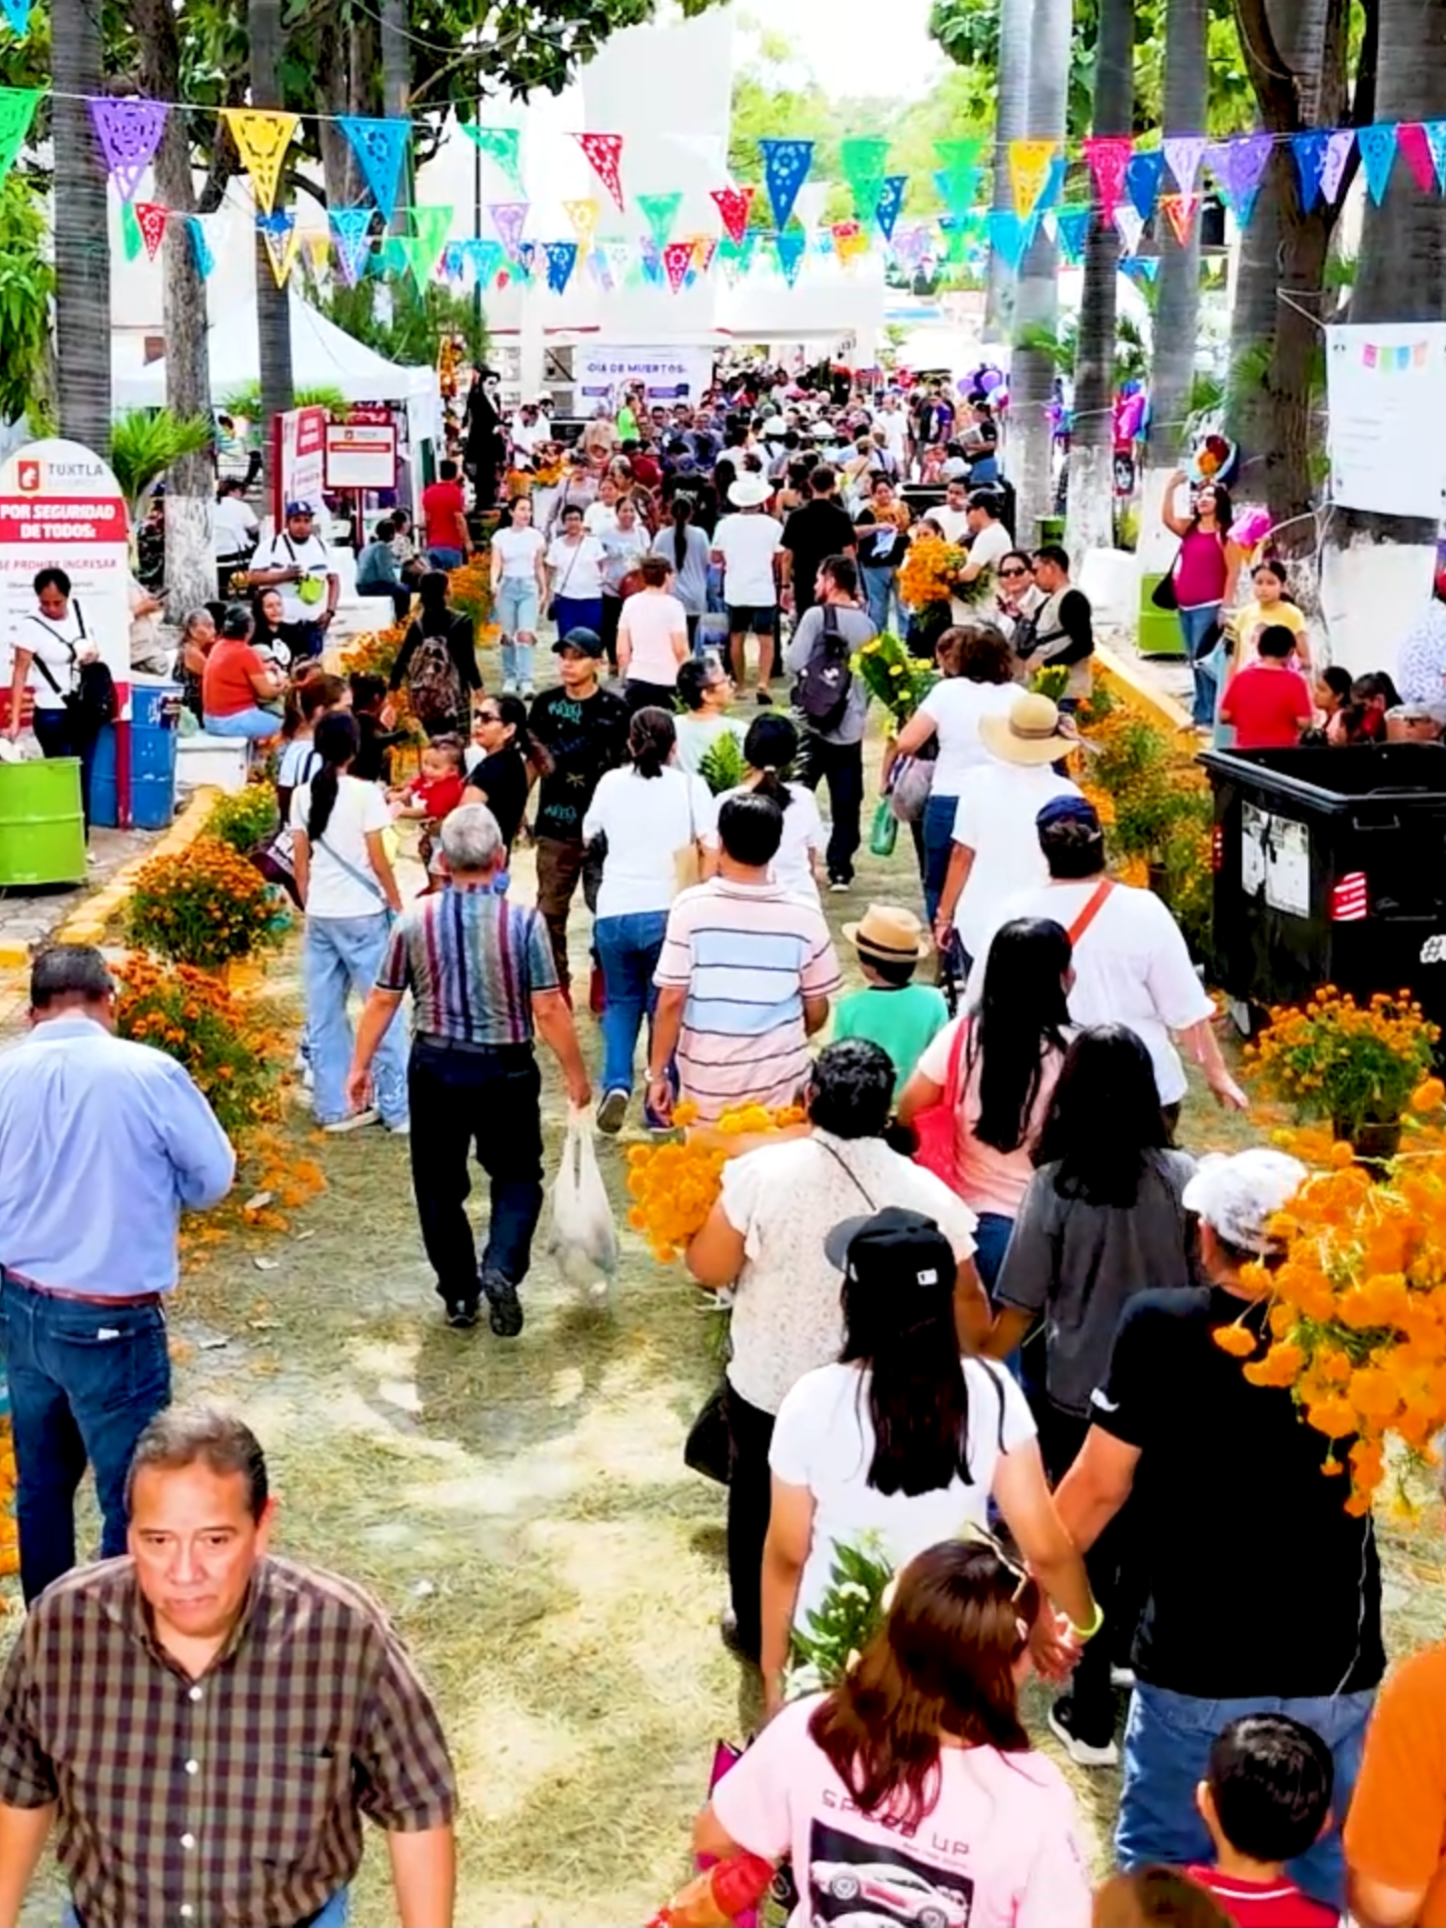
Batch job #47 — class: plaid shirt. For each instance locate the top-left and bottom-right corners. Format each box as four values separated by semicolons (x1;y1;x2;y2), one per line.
0;1554;456;1928
378;877;558;1046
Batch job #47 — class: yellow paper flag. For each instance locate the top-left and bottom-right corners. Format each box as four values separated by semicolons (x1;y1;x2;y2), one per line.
224;108;300;216
562;197;599;243
1009;138;1057;220
258;213;300;288
305;232;331;272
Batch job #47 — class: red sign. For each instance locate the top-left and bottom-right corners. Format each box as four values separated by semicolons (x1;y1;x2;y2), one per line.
0;496;128;544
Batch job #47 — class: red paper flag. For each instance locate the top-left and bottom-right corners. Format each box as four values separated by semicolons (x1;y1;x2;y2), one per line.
710;185;754;245
1082;135;1133;223
573;132;625;211
662;239;694;293
1161;192;1200;247
1398;123;1437;194
135;200;169;260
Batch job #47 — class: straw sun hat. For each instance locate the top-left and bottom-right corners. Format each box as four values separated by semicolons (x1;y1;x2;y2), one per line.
979;691;1077;766
841;904;932;963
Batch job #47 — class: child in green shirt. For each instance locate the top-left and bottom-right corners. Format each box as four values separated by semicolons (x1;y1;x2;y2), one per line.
834;904;949;1086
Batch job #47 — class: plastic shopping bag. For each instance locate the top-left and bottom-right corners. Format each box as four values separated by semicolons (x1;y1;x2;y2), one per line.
547;1106;619;1303
868;797;898;858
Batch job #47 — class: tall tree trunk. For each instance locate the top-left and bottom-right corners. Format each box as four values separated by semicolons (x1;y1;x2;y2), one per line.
1008;0;1069;543
52;0;110;456
1147;0;1208;479
251;0;294;504
140;0;215;617
381;0;411;238
985;0;1032;339
1065;0;1132;562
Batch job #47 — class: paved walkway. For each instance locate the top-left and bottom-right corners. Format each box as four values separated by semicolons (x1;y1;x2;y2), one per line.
0;824;157;966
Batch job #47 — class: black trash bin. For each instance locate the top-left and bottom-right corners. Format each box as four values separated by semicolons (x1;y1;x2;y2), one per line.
1200;743;1446;1034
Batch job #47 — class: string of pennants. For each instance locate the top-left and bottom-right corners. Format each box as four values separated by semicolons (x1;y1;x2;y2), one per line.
2;79;1441;291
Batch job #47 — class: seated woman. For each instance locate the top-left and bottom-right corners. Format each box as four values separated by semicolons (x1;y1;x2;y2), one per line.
202;603;285;739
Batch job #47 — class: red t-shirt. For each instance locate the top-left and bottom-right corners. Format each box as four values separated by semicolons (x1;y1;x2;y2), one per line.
202;638;268;717
421;479;467;552
1222;663;1312;749
1186;1865;1338;1926
408;772;467;820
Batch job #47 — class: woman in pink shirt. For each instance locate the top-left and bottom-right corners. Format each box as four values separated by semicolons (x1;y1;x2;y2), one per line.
617;553;688;715
898;917;1071;1291
1161;470;1244;729
697;1538;1093;1928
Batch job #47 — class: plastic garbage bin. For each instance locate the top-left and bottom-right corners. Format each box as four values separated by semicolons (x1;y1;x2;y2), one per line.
0;756;86;886
1201;743;1446;1033
91;683;184;831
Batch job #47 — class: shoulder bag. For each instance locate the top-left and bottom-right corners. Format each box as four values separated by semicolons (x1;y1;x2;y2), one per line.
29;599;116;731
673;770;703;895
911;1017;970;1187
1066;876;1115;947
546;538;584;623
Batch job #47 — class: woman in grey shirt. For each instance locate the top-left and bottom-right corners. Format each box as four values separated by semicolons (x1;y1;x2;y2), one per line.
652;495;712;647
984;1022;1196;1768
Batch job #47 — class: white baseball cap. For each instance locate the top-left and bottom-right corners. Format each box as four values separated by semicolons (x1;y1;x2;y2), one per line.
1183;1149;1307;1255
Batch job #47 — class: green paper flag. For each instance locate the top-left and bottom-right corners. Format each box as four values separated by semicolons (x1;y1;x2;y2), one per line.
934;136;986;211
840;137;891;224
462;124;523;192
637;190;682;247
0;86;40;184
406;203;453;284
121;198;142;262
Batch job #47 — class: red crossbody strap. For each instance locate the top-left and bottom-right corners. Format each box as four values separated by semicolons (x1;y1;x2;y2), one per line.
1066;878;1115;949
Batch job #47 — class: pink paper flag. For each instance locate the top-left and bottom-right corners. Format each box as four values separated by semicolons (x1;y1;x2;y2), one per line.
134;199;168;260
1398;123;1437;194
573;132;625;211
661;238;694;293
1082;135;1133;223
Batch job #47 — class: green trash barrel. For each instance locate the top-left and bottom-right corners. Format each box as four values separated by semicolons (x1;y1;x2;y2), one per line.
1138;574;1187;658
0;757;86;887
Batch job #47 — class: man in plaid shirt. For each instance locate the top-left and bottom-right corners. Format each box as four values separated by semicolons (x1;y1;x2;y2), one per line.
0;1407;457;1928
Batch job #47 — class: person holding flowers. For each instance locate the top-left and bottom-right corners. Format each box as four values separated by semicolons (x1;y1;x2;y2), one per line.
1054;1147;1383;1907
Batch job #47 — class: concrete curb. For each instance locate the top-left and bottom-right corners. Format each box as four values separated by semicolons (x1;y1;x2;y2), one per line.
1096;641;1194;737
50;787;222;951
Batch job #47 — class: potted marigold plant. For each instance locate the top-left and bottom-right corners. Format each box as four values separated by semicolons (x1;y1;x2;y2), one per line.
114;956;278;1139
1245;988;1440;1162
125;834;284;973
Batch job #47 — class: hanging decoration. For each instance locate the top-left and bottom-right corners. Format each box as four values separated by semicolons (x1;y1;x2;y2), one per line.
874;174;906;241
773;228;806;286
573;131;625;210
562;197;599;245
464;237;503;285
1207;132;1271;225
87;97;169;202
1125;148;1165;222
462;124;523;191
1415;121;1446;192
661;239;693;293
1320;127;1354;203
336;116;412;222
986;209;1031;272
0;0;32;34
187;214;215;279
1082;135;1132;224
638;190;683;247
404;203;453;285
1122;256;1159;284
933;137;985;210
759;138;813;230
1008;139;1058;219
1114;204;1145;256
120;201;142;262
1292;128;1331;212
1397;122;1437;194
1356;122;1399;205
1163;135;1206;195
329;207;374;287
256;208;298;286
542;238;578;293
1160;191;1200;246
0;86;39;183
489;201;529;255
304;232;331;272
710;185;753;245
222;108;298;216
839;137;891;223
1054;206;1091;264
134;200;169;261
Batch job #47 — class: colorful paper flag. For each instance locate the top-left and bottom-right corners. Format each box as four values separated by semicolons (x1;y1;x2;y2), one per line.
223;107;298;216
489;201;529;256
710;185;754;245
304;232;331;273
329;207;374;287
986;208;1032;272
87;97;169;202
1356;122;1399;205
1082;135;1133;224
759;138;813;231
1009;138;1057;220
659;238;692;293
874;174;907;241
0;0;33;37
120;200;142;262
1207;132;1271;226
1160;192;1200;247
134;199;168;261
1122;256;1159;284
1054;206;1091;265
773;228;806;286
840;137;891;223
1114;204;1145;256
562;197;599;244
1320;128;1355;204
1292;129;1330;212
1397;122;1438;194
1163;135;1206;196
543;238;578;293
573;131;625;210
0;87;40;183
462;124;523;191
256;208;297;286
187;214;214;279
404;203;452;285
637;191;682;247
1125;149;1165;222
934;137;985;209
337;116;411;222
464;237;503;286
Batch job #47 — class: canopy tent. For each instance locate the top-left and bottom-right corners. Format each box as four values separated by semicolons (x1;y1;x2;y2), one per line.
111;294;440;411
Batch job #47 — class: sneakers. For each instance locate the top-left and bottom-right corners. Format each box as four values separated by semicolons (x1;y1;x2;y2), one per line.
597;1087;629;1135
482;1269;524;1338
500;678;517;695
828;877;850;893
1047;1696;1120;1768
445;1297;480;1329
323;1109;379;1134
386;1118;411;1137
520;683;535;698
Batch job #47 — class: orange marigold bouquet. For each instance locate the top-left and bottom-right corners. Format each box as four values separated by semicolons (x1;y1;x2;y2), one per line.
1245;989;1439;1146
898;535;981;613
626;1099;808;1262
125;835;283;972
115;955;279;1140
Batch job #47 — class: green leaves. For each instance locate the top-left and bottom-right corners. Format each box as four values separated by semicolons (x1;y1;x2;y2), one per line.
111;408;217;518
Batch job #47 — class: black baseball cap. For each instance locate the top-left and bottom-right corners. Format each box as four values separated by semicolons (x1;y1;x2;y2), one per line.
825;1206;954;1287
553;627;604;658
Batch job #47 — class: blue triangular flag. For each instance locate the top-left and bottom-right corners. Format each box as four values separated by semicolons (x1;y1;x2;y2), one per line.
543;238;578;294
336;116;412;222
465;238;503;285
187;215;214;280
774;228;807;286
1422;120;1446;190
1292;130;1329;213
1054;206;1091;265
874;173;906;241
1036;152;1067;215
329;207;374;287
1125;149;1165;222
1356;122;1399;205
1122;256;1159;284
759;138;813;231
987;209;1031;272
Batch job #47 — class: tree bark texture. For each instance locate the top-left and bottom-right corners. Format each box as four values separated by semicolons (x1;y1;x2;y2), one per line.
252;0;294;501
985;0;1032;338
1148;0;1209;472
52;0;110;457
1009;0;1070;543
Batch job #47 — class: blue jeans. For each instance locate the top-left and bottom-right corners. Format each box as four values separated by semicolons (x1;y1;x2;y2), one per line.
595;910;668;1094
303;912;408;1127
428;545;465;571
0;1272;171;1604
921;791;959;926
554;594;604;640
1119;1681;1376;1908
1178;602;1222;727
205;706;279;739
496;578;540;687
861;564;900;635
973;1211;1014;1295
65;1895;348;1928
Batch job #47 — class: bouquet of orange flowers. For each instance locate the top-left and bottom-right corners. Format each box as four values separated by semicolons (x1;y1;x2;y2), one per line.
1245;989;1439;1148
125;836;282;972
626;1099;808;1262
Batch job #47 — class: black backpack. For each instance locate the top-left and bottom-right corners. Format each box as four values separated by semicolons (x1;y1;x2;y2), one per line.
794;603;853;734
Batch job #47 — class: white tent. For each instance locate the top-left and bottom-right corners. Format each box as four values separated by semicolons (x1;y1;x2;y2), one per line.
112;293;440;411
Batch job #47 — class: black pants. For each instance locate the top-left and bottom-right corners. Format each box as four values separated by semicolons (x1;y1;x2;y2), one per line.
600;593;623;670
32;706;99;831
800;734;864;884
625;679;678;716
723;1378;775;1660
407;1038;545;1304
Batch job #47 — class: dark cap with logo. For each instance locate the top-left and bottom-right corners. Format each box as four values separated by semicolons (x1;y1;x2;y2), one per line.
553;626;604;658
824;1206;955;1287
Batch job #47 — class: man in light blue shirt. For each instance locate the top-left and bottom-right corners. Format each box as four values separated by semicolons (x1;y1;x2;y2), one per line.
0;945;234;1602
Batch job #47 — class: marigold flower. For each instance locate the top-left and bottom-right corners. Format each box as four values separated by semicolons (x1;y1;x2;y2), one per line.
1212;1324;1257;1358
1413;1078;1446;1113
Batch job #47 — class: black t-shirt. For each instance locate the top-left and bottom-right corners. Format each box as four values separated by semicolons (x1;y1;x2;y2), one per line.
527;683;630;842
467;745;528;852
854;508;910;570
781;499;857;610
1092;1285;1383;1699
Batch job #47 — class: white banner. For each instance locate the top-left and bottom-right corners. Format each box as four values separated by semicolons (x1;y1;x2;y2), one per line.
575;345;714;407
1326;323;1446;519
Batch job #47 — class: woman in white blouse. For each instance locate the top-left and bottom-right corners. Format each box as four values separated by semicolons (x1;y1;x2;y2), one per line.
4;565;106;828
720;712;825;904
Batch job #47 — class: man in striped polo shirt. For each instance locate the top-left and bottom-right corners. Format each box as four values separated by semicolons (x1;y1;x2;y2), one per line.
647;792;842;1124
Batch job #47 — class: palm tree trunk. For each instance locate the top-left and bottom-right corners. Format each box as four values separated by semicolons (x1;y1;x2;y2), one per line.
1008;0;1069;543
51;0;110;457
381;0;411;239
251;0;294;504
985;0;1032;339
1064;0;1133;561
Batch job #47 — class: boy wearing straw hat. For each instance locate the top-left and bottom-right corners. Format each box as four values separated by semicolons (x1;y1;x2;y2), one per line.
834;904;949;1084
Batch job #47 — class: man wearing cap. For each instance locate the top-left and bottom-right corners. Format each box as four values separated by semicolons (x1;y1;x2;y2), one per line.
249;502;339;659
1054;1148;1383;1904
527;629;630;991
711;475;785;703
957;489;1013;588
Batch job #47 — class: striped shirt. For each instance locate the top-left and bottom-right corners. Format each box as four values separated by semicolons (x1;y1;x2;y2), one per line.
0;1554;456;1928
654;876;842;1120
378;878;558;1045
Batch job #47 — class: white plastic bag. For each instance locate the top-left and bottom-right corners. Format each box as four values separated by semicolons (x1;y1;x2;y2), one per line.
547;1106;619;1303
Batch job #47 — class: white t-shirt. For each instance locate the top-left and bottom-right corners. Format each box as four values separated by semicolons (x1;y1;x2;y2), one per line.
878;407;908;458
964;517;1013;579
916;677;1020;796
510;415;547;455
949;763;1082;958
276;739;320;790
546;534;607;603
931;502;972;545
252;531;332;625
674;713;745;777
290;775;391;919
619;593;688;686
213;494;259;558
772;1354;1036;1626
15;606;88;712
582;501;618;537
720;780;825;904
713;512;784;607
582;765;718;918
970;880;1213;1105
491;525;544;581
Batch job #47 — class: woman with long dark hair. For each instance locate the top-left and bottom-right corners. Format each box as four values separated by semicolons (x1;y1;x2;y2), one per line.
1160;471;1243;728
290;711;408;1134
720;711;826;903
651;494;711;647
898;917;1072;1289
463;693;534;855
981;1023;1195;1768
700;1538;1092;1926
388;570;480;735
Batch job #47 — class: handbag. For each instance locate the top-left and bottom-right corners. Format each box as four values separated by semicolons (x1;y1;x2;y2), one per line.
546;535;584;623
1151;556;1180;611
30;599;116;731
911;1017;970;1186
673;771;703;895
684;1379;732;1485
888;752;934;824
